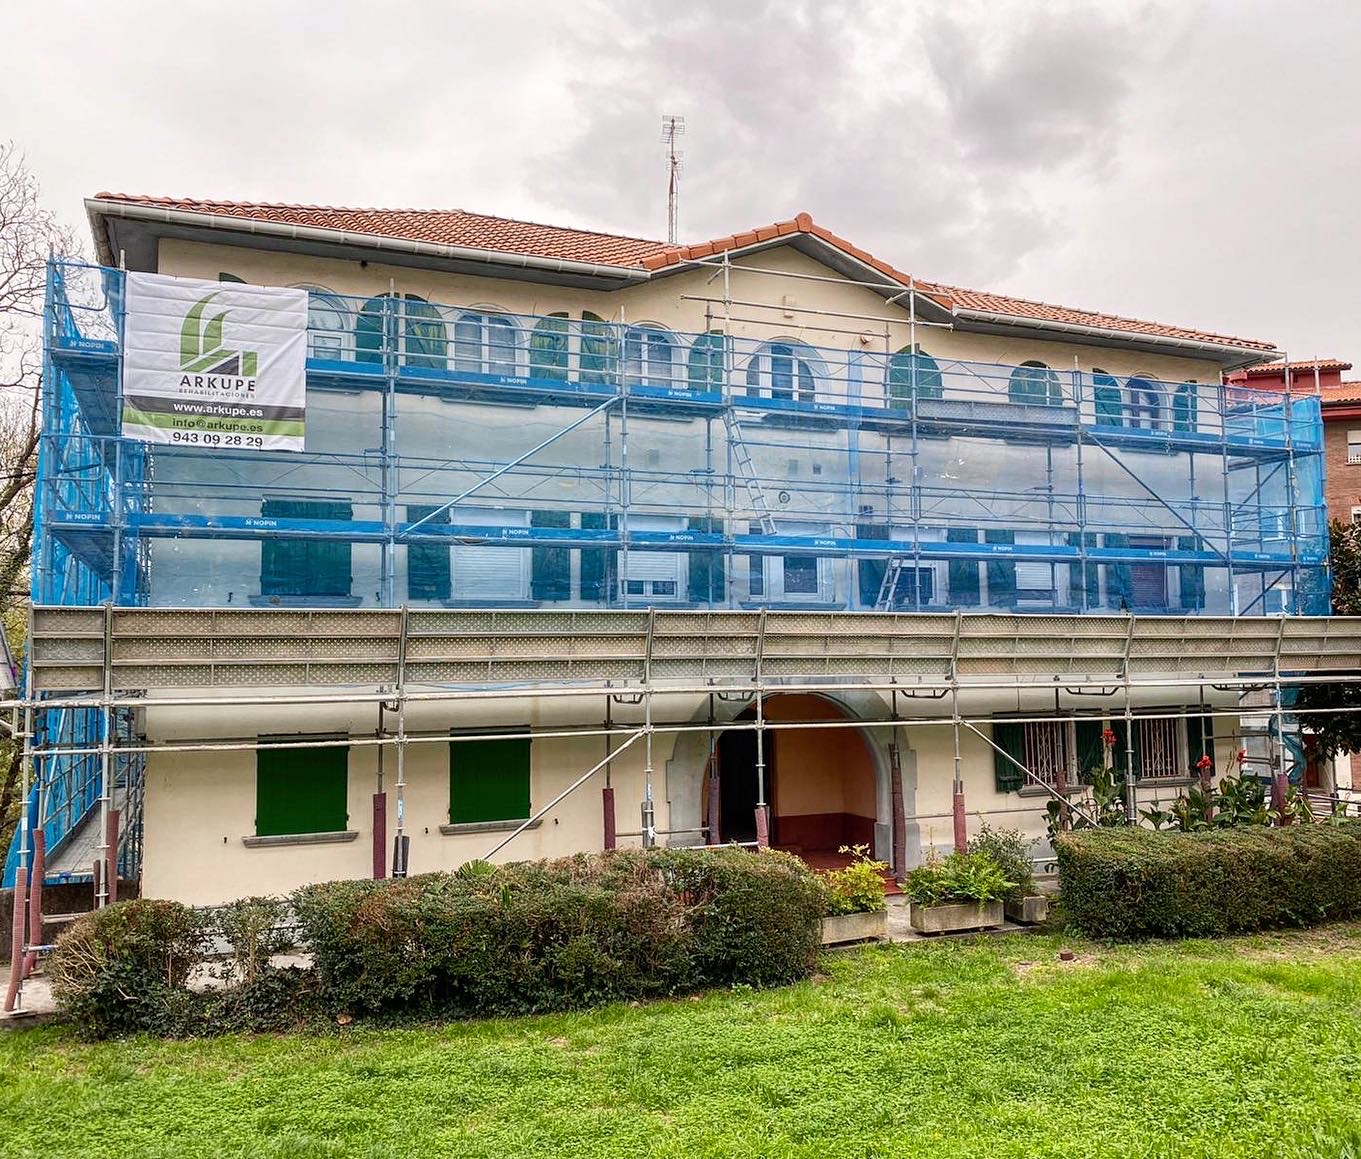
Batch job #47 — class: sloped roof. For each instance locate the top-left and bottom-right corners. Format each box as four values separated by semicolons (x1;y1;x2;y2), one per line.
87;194;1277;353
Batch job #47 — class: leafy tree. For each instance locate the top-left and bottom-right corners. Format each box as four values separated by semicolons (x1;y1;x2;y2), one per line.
1293;519;1361;759
0;142;74;852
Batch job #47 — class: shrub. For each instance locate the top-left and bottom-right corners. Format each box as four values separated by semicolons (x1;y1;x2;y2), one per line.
48;899;206;1039
905;851;1014;907
211;895;294;986
967;824;1035;903
1056;821;1361;939
293;847;825;1020
821;844;887;916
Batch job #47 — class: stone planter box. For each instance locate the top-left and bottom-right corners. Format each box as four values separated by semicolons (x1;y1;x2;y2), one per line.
1004;895;1049;925
820;909;888;945
909;900;1003;935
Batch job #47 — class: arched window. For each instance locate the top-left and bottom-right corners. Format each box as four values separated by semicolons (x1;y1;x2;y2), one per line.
887;344;943;403
453;311;520;375
402;295;446;371
354;293;446;369
746;340;820;403
1008;361;1063;406
291;285;351;360
623;324;677;387
1092;368;1123;425
529;312;570;380
580;310;617;385
1173;382;1198;433
688;331;726;390
1127;373;1162;429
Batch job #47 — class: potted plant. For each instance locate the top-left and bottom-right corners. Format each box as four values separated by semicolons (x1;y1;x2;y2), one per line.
905;850;1013;934
819;844;889;945
969;823;1047;925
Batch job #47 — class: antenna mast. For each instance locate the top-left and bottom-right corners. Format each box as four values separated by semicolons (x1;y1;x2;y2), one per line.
661;114;685;245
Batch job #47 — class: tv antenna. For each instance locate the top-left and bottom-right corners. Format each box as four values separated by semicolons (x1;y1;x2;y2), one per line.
661;114;685;245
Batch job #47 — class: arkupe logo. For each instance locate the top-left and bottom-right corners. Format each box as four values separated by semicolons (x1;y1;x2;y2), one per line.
179;291;259;376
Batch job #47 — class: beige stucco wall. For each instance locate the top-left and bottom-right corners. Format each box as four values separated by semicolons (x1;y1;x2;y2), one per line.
155;238;1227;386
136;682;1236;905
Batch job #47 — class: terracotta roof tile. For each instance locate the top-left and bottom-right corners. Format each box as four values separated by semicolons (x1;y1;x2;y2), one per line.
1237;358;1352;377
90;193;665;267
89;194;1277;353
1319;381;1361;405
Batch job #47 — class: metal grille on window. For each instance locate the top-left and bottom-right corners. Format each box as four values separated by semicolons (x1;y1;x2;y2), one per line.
1137;717;1182;779
1022;720;1071;786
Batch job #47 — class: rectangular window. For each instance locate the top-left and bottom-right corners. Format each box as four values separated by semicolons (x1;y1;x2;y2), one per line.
880;564;935;609
1349;430;1361;464
406;504;450;601
783;556;819;595
687;516;725;605
530;510;571;601
255;740;348;837
260;499;352;598
748;521;765;596
450;733;531;824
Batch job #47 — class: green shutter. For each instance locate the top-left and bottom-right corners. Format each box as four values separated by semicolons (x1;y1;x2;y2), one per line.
407;504;451;601
579;311;617;385
531;510;571;600
687;332;726;390
1093;374;1123;425
947;527;980;604
260;499;352;598
1110;719;1142;780
992;721;1025;793
1173;384;1198;432
1075;719;1105;778
857;523;889;607
256;743;348;836
450;735;531;824
1104;533;1132;608
1178;534;1205;610
579;511;617;602
985;529;1015;606
688;516;726;604
529;313;570;380
1186;713;1213;775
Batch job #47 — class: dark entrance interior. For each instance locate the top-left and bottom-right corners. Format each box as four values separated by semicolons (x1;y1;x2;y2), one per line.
717;711;770;844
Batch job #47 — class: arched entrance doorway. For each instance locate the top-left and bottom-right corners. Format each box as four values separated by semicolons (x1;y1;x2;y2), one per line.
714;693;878;852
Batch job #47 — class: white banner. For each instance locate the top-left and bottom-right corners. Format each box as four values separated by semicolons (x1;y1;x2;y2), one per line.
122;272;308;452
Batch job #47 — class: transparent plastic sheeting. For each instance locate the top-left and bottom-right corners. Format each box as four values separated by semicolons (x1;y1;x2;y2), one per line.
39;261;1329;618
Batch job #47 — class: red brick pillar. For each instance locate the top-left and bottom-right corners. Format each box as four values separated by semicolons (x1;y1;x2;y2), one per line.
754;804;770;850
952;787;967;853
890;745;907;881
22;831;44;979
1272;773;1290;825
105;810;120;906
706;771;721;845
372;792;387;879
602;786;617;850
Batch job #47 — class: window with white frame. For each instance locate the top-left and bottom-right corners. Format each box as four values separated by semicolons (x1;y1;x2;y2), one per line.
618;516;685;602
292;286;351;360
454;311;520;376
745;341;820;403
623;325;677;388
1127;374;1164;430
1349;430;1361;465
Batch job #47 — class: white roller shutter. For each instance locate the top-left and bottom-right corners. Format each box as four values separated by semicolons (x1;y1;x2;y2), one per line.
452;508;527;600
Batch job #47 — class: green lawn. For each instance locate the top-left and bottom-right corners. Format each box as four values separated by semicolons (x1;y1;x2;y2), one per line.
4;926;1361;1159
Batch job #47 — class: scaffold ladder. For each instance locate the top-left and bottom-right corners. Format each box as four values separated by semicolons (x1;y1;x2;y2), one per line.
724;410;778;534
875;556;913;611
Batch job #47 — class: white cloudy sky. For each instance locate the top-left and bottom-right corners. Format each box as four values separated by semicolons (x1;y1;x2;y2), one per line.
3;0;1358;360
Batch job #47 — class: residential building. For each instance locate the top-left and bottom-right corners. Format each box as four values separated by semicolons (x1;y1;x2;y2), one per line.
5;196;1350;907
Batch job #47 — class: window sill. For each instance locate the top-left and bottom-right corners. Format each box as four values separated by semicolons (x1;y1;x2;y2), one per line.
439;818;542;836
248;595;364;608
243;830;358;848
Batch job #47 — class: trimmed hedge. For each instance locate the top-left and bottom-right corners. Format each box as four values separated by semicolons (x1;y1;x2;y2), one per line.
294;847;825;1020
50;847;826;1037
1056;821;1361;939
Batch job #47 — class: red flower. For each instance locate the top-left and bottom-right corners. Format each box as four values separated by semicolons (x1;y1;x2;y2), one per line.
1102;729;1117;747
1195;754;1213;771
1237;749;1248;764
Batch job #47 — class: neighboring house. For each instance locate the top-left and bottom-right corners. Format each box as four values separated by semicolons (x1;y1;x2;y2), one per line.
4;196;1350;907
